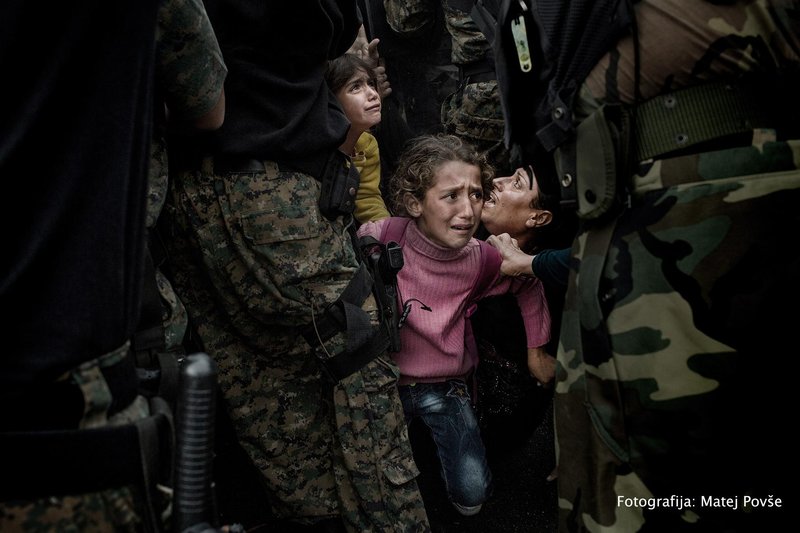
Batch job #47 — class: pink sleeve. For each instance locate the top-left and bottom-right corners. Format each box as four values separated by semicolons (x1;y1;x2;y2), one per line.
476;246;551;349
514;278;551;348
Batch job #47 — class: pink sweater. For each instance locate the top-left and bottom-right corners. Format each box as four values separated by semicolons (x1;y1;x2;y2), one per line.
357;217;550;384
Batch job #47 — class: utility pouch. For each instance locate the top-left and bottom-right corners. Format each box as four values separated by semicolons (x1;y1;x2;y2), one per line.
318;150;360;220
555;104;628;220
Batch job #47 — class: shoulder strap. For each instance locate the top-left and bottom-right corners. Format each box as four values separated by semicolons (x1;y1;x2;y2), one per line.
533;0;637;152
480;0;636;201
379;216;412;245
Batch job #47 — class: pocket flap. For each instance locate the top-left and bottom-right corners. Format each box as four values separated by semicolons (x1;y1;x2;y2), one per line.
381;447;420;486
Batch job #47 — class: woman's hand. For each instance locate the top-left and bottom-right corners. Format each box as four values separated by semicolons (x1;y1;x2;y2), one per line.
487;233;535;277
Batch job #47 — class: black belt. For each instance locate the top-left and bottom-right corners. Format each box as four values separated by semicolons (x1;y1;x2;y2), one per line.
1;348;138;431
0;409;171;500
0;397;173;533
317;327;391;384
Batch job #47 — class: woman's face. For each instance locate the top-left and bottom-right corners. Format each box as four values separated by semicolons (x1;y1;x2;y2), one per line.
335;68;381;134
481;167;541;242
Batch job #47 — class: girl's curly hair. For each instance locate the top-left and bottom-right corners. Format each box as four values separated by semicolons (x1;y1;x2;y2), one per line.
389;134;495;216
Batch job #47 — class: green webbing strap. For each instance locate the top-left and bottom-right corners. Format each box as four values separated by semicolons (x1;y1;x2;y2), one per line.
575;217;630;463
633;80;773;162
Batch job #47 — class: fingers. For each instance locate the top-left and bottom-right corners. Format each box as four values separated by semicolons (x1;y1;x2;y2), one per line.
374;65;392;98
489;233;534;277
486;233;508;249
366;38;380;61
487;233;520;251
355;38;381;67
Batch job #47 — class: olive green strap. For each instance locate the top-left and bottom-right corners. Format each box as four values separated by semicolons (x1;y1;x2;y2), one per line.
633;80;772;161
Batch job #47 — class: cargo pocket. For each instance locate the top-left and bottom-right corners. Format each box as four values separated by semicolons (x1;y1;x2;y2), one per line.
381;445;421;487
456;81;504;143
217;169;355;304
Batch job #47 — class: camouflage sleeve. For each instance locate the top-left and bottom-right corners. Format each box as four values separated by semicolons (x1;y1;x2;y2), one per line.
383;0;438;39
583;0;800;104
441;0;491;65
156;0;227;119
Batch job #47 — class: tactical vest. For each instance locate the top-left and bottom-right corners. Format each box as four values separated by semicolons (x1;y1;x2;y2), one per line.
474;0;799;221
472;0;636;200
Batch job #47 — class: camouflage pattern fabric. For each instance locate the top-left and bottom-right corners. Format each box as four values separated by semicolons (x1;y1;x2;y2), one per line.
384;0;505;165
147;0;226;228
155;268;188;351
441;79;508;168
0;343;155;532
555;1;800;530
383;0;438;39
383;0;490;69
438;2;509;169
441;0;490;66
163;160;430;532
147;0;226;351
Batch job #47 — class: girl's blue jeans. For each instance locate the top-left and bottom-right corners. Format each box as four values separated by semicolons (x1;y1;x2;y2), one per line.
399;379;492;507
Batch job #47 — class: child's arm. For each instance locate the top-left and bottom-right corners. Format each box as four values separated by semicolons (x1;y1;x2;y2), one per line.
512;278;556;385
527;345;556;385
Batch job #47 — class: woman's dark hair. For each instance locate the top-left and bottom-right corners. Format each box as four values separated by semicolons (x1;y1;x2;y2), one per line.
325;53;378;94
389;134;495;216
525;165;576;251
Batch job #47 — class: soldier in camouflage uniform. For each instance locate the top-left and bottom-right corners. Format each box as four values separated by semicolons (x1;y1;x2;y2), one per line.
0;2;226;530
384;0;507;168
146;0;227;354
437;0;508;169
1;0;160;530
0;345;153;532
554;1;799;530
162;1;429;531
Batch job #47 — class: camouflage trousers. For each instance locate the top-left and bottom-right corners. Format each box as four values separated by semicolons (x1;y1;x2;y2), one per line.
441;80;509;169
555;134;798;531
0;343;154;532
383;0;436;38
163;159;430;532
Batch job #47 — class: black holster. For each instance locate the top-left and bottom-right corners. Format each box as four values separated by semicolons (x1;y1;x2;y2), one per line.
300;262;387;383
361;237;404;353
299;236;405;383
318;150;360;221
